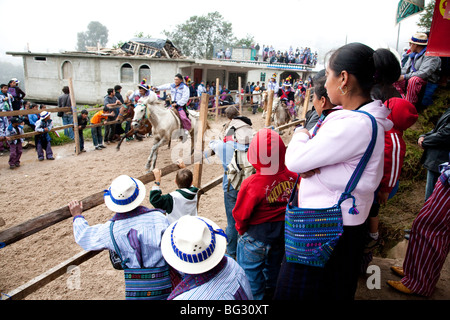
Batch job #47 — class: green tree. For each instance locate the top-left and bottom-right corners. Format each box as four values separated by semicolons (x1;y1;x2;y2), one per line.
163;12;234;59
77;21;109;51
233;34;255;48
417;1;435;32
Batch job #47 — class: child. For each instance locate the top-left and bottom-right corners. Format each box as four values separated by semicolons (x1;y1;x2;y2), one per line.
90;106;114;150
27;103;40;130
150;161;199;224
232;128;297;300
365;98;419;252
6;117;24;169
34;110;55;161
76;109;89;152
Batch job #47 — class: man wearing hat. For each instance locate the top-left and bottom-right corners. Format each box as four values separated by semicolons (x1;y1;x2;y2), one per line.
34;111;55;161
68;174;175;300
161;215;253;300
126;79;152;105
267;73;279;94
155;73;191;131
394;32;441;106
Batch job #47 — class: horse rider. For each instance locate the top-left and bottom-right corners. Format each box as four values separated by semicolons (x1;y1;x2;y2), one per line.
278;80;296;117
126;79;152;106
154;73;191;132
267;73;279;96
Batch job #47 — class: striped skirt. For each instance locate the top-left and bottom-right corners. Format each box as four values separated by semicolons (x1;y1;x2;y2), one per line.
274;223;367;300
402;177;450;296
124;265;173;300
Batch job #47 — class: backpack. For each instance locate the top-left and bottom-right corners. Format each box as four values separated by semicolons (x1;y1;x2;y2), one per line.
226;149;256;191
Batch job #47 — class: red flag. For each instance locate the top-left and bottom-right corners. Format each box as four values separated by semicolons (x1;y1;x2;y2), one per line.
427;0;450;57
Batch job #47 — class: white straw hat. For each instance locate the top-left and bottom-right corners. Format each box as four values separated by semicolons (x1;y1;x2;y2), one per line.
103;175;146;213
161;216;227;274
40;111;50;119
410;32;428;45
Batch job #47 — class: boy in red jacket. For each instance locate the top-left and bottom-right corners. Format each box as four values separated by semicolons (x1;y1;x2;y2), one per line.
233;128;297;300
365;98;418;253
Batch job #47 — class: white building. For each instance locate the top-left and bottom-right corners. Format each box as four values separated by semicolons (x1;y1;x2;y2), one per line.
7;50;316;105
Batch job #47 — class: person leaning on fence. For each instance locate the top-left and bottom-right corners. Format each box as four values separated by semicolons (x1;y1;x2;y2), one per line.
274;42;401;300
76;109;89;153
90;106;114;150
6;117;24;169
149;160;199;224
57;86;75;140
68;175;175;300
34;111;55;161
161;215;253;300
103;88;121;145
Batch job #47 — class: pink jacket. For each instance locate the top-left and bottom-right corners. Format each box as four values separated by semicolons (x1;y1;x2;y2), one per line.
285;100;393;226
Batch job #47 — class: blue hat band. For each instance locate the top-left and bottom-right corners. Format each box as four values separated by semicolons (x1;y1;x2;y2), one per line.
411;36;427;44
171;218;227;264
104;178;140;206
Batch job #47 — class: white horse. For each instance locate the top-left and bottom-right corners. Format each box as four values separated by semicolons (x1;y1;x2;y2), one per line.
273;99;291;134
132;92;205;172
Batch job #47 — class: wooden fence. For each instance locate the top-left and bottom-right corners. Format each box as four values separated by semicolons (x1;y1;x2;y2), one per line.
0;81;311;300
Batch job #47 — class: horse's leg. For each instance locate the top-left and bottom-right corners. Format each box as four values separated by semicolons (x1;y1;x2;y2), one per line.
146;137;166;172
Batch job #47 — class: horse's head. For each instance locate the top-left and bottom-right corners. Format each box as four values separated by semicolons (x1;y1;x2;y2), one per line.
131;91;159;128
132;102;147;128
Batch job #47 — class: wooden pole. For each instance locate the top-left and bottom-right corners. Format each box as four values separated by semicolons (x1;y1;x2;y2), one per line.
265;90;275;127
215;78;219;121
68;78;80;155
4;250;102;300
301;88;311;120
238;77;242;114
192;94;209;189
0;162;183;248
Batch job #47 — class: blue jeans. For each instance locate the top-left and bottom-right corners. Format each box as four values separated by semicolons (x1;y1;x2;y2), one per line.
62;114;74;140
91;127;103;147
224;187;238;257
425;169;440;201
237;233;284;300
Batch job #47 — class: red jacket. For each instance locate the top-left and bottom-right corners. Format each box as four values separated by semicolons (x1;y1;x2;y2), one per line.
380;98;418;193
232;128;297;235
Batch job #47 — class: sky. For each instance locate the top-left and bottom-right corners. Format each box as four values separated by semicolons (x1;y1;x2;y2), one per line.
0;0;431;65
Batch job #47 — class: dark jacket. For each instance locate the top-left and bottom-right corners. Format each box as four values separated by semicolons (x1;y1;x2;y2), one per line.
420;107;450;173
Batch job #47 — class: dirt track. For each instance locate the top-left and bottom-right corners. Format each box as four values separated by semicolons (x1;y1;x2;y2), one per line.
0;111;448;300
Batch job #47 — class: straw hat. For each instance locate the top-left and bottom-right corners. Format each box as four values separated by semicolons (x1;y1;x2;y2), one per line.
40;111;50;119
161;216;227;274
410;32;428;46
103;175;146;213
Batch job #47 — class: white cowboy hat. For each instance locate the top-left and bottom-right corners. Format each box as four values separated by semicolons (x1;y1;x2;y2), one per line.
103;175;146;213
410;32;428;46
40;111;50;119
161;215;227;274
11;78;20;84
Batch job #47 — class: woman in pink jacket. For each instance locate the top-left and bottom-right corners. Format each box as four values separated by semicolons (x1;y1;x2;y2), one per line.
274;42;401;300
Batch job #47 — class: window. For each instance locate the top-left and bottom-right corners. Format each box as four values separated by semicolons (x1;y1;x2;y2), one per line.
260;72;266;82
120;63;134;83
34;56;47;61
62;61;73;79
139;65;151;83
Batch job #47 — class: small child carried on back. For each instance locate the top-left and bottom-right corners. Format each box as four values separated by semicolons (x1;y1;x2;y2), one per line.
150;160;199;224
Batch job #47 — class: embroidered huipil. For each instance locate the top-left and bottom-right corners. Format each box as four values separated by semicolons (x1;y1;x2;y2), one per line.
73;207;172;299
169;256;253;300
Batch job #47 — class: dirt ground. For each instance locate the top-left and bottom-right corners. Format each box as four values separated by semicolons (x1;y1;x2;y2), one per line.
0;109;448;300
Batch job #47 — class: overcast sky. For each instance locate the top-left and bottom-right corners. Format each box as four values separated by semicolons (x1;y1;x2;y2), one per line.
0;0;430;65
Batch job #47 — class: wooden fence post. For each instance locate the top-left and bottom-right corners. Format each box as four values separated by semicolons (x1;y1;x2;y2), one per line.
68;78;80;155
215;78;219;121
265;90;275;127
238;77;242;114
301;88;311;120
192;94;209;189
